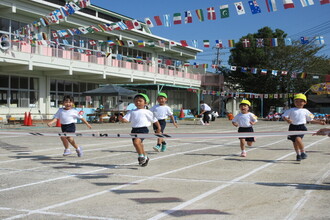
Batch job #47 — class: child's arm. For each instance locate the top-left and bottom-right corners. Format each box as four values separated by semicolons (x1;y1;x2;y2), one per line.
80;118;92;129
47;118;58;127
119;117;129;123
282;117;292;124
310;119;326;125
313;128;330;137
250;121;256;125
169;115;178;128
232;121;238;127
153;121;161;133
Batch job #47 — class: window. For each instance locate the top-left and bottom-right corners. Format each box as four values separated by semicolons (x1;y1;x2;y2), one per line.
0;17;10;32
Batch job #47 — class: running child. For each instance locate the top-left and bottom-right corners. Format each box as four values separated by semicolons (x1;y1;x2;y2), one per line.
150;92;178;152
232;100;258;157
121;93;161;167
282;93;325;161
47;95;92;157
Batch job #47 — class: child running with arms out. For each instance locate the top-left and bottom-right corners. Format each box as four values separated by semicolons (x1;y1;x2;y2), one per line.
232;100;258;157
121;93;161;167
47;95;92;157
282;93;325;161
150;92;178;152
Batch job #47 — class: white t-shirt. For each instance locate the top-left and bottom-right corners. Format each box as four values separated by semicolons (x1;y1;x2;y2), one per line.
54;108;83;125
232;112;258;127
282;108;314;125
200;103;211;111
123;108;158;128
150;104;173;120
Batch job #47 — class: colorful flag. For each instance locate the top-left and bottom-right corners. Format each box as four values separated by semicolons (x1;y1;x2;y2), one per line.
283;0;295;9
203;40;210;47
132;20;141;29
89;40;96;46
195;9;204;21
158;40;165;47
284;38;292;46
272;70;278;76
154;16;163;26
169;41;177;48
241;67;248;72
117;22;127;30
144;17;154;28
207;7;216;20
300;36;309;44
261;69;268;75
314;36;325;44
137;40;145;47
125;20;135;30
127;40;134;47
230;66;237;71
270;38;278;47
234;2;246;15
251;68;258;74
192;40;198;48
301;72;307;79
242;39;250;47
256;38;264;47
184;11;193;23
163;14;171;27
180;40;188;47
116;39;124;46
249;1;262;14
281;71;288;75
147;40;155;47
220;5;230;18
173;13;182;24
51;31;59;39
215;40;223;48
300;0;314;7
107;40;116;46
228;39;235;47
320;0;330;4
265;0;278;12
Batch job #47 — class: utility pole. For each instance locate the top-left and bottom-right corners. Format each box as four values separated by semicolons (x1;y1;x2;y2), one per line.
213;46;224;117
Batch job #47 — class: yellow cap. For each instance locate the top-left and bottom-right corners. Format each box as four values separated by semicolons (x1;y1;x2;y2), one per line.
294;93;307;102
240;100;251;106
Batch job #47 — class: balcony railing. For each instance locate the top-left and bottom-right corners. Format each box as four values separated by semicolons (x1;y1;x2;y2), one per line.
7;41;201;81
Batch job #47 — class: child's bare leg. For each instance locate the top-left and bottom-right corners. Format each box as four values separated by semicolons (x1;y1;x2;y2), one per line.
293;141;300;154
240;139;246;151
66;137;79;149
157;137;163;145
295;137;305;153
247;141;253;147
133;138;145;155
60;137;70;149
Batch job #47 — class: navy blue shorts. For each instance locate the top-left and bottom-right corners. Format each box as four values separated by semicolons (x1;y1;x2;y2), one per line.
238;127;255;142
61;123;76;133
153;119;166;133
288;124;307;142
131;127;149;142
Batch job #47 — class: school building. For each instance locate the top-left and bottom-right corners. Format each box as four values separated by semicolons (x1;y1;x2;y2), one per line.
0;0;203;121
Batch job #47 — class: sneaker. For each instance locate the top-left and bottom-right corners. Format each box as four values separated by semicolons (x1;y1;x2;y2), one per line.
63;148;71;156
240;152;247;157
141;157;149;167
76;147;83;157
296;154;302;161
301;152;308;159
161;143;167;152
153;145;161;152
138;156;146;165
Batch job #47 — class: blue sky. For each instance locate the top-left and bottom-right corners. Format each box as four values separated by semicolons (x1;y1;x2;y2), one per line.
92;0;329;71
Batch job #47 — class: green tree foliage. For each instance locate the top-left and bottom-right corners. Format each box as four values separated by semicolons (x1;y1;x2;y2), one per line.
226;27;329;95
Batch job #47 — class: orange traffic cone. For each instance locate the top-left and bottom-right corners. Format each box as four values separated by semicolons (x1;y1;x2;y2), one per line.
55;119;61;127
179;108;185;119
27;112;33;126
23;112;28;126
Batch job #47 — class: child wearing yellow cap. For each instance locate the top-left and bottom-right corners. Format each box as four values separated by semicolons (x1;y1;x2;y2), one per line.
121;93;161;167
150;92;178;152
282;93;325;161
232;99;258;157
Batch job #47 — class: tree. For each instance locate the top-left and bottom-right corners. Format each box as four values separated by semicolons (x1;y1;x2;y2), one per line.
226;27;329;94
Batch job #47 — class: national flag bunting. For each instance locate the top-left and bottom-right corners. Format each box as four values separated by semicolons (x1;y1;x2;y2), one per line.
228;40;235;47
261;69;268;75
195;9;204;21
154;16;163;26
266;0;278;12
234;2;246;15
144;17;154;28
256;38;264;47
215;40;223;48
180;40;188;47
203;40;210;48
173;13;182;25
300;0;314;7
320;0;329;4
314;36;325;44
207;7;216;20
249;1;262;14
301;72;307;79
242;39;250;47
283;0;295;9
270;38;278;47
137;40;145;47
220;5;230;18
163;14;171;27
184;11;193;23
